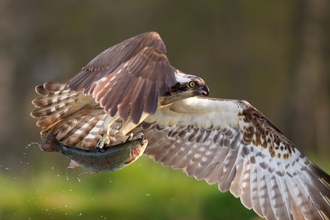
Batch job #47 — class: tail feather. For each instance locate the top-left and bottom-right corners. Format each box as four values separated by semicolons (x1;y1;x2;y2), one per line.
43;82;67;90
37;117;61;134
62;114;106;149
34;82;70;96
35;85;49;96
31;82;109;148
32;93;78;109
42;112;108;149
32;99;76;119
30;82;80;134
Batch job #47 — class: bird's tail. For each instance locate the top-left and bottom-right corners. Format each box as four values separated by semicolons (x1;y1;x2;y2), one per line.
30;82;108;149
30;82;79;134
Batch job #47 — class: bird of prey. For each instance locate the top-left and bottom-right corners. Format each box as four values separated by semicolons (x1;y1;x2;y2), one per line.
31;32;209;149
30;32;330;220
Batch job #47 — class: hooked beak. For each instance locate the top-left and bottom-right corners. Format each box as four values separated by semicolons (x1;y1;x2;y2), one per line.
198;84;209;96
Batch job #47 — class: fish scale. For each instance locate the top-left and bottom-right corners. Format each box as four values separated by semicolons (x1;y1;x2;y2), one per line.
39;133;147;173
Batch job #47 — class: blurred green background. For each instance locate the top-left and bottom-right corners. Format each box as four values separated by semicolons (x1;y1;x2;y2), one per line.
1;0;330;219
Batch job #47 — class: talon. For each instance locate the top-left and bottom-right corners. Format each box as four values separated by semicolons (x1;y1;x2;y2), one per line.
97;133;110;148
115;132;133;143
132;132;144;141
126;133;134;142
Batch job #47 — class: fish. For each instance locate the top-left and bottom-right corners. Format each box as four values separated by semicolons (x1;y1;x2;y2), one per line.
39;133;148;173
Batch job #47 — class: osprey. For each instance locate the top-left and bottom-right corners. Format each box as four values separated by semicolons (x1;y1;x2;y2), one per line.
31;32;330;220
31;32;209;148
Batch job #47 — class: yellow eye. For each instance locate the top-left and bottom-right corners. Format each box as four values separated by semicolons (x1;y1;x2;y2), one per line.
189;81;196;88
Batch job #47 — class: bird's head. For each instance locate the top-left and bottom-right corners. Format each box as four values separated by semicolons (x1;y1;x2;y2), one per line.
170;70;209;98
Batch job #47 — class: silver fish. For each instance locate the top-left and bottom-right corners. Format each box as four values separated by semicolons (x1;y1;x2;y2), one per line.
39;133;148;173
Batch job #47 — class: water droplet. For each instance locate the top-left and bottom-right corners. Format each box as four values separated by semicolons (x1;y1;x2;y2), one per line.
27;142;41;148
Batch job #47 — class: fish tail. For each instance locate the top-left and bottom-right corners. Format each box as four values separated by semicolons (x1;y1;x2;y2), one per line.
40;133;62;152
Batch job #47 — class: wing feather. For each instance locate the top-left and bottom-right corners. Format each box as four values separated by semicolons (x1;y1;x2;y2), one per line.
237;159;253;208
217;147;239;191
108;73;135;117
68;32;167;91
132;96;330;220
67;32;177;124
130;78;148;122
228;155;245;196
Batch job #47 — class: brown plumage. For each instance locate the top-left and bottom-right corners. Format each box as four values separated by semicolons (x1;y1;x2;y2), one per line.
67;32;178;124
31;32;209;148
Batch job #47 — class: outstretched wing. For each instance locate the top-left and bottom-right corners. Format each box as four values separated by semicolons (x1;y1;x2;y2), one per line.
68;32;177;123
133;97;330;220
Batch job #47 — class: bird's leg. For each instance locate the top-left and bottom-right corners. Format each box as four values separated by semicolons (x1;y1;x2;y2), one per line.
132;132;144;141
115;112;149;143
96;114;119;148
96;133;111;148
115;132;134;142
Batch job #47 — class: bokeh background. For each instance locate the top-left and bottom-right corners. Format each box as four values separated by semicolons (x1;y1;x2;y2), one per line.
1;0;330;219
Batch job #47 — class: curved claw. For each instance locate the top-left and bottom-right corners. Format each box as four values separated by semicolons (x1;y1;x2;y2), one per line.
97;133;110;148
132;132;144;142
115;132;144;143
115;132;134;142
125;133;134;142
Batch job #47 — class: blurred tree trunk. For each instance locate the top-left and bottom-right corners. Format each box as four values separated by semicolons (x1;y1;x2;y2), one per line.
292;0;330;155
0;0;17;166
0;56;14;146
